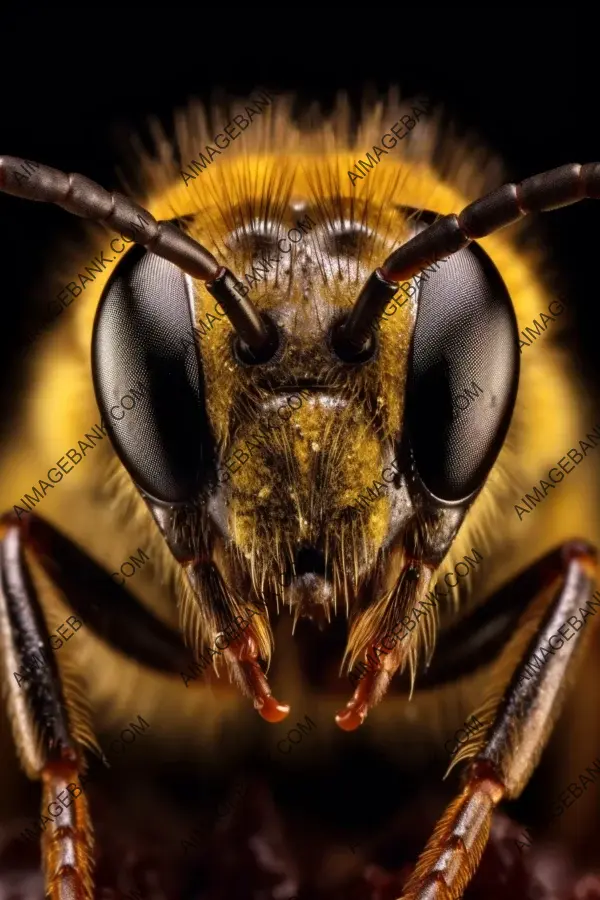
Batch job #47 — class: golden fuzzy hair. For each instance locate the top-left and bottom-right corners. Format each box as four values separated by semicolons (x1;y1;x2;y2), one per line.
0;90;597;758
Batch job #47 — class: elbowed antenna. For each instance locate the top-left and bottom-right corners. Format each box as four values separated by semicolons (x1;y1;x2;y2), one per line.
0;155;274;355
338;162;600;353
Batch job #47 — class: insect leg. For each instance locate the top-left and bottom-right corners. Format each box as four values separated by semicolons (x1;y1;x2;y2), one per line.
0;518;95;900
399;539;597;900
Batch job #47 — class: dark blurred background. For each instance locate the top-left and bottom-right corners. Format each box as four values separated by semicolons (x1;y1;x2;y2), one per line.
0;9;596;434
0;11;597;892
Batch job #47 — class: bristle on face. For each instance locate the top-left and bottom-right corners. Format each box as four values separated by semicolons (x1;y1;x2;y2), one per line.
109;91;517;723
51;89;551;728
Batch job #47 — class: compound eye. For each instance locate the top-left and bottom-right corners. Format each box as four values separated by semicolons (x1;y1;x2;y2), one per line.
406;242;519;502
92;246;214;503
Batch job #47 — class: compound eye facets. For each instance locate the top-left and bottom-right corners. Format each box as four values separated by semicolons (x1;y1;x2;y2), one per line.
92;247;214;503
406;243;519;502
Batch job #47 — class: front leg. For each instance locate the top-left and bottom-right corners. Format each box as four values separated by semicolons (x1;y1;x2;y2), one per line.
400;539;597;900
0;520;97;899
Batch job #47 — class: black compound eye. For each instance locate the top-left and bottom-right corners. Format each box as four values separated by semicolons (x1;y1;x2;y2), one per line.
406;241;519;502
92;245;214;503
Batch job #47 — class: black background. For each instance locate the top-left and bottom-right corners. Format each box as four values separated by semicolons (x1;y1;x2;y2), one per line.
0;7;597;870
0;9;597;422
0;11;597;410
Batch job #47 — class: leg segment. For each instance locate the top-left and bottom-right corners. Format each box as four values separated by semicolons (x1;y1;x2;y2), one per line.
400;540;597;900
40;765;92;900
0;521;95;899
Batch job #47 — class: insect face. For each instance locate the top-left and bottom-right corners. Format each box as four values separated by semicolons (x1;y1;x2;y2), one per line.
91;169;520;730
2;105;600;900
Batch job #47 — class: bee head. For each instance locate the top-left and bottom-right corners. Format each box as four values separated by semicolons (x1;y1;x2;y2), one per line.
92;193;518;702
0;146;588;726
